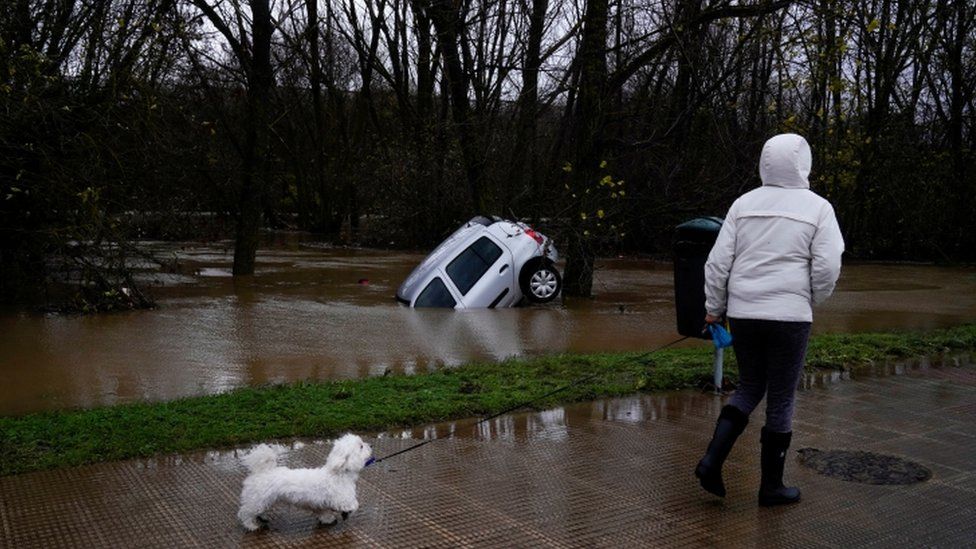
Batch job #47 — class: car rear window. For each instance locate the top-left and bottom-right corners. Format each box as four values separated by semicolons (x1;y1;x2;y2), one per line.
446;237;503;295
414;277;456;308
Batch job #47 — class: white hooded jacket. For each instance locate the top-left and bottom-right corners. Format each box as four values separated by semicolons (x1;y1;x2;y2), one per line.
704;134;844;322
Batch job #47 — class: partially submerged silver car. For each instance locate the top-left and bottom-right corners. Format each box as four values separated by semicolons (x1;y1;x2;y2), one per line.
396;216;560;308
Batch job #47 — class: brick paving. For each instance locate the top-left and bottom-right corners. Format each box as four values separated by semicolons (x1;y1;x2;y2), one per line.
2;356;974;548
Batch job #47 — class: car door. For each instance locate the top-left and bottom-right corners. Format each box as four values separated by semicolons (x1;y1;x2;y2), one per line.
444;234;515;308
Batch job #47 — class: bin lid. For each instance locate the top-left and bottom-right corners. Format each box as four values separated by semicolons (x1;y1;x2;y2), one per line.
675;216;723;236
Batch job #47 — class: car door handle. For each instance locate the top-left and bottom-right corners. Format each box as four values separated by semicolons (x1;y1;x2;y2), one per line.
499;264;509;274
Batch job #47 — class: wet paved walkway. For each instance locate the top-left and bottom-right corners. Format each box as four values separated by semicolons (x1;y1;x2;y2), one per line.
2;357;975;548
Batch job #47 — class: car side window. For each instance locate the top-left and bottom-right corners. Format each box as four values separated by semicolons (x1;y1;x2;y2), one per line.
446;237;503;295
414;277;456;308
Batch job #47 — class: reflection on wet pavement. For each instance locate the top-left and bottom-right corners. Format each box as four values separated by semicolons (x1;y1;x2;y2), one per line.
1;356;974;547
1;238;975;415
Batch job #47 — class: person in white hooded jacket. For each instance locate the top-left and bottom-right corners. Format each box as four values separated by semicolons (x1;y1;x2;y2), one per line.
694;133;844;507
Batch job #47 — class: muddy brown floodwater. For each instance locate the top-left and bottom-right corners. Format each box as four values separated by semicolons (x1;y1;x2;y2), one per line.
1;237;975;416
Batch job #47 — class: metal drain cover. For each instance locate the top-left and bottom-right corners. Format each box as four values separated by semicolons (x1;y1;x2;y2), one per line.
797;448;931;485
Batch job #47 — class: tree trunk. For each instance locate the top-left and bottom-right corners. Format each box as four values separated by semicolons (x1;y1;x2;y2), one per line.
563;0;609;297
429;0;485;214
305;0;328;232
946;0;971;253
508;0;548;214
232;0;273;275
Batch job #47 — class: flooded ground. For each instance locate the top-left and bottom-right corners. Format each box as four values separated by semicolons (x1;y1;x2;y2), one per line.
1;236;975;415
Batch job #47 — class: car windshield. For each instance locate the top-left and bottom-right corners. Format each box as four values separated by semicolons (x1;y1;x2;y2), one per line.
414;277;456;307
446;237;503;296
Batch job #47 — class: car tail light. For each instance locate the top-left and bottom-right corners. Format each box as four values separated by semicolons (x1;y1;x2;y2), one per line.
524;227;544;245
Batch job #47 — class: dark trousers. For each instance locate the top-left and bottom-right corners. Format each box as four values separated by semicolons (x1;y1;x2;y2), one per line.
727;318;812;433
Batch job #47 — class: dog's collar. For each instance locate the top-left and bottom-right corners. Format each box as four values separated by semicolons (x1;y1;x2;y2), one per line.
364;457;376;468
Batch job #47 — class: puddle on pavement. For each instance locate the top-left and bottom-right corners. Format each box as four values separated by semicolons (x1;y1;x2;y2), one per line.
1;237;975;415
382;354;972;445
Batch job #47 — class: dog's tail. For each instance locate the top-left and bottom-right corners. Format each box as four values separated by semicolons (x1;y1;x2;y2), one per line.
241;444;279;474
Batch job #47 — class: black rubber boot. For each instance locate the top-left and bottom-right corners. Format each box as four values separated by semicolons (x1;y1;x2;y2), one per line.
695;405;749;497
758;427;801;506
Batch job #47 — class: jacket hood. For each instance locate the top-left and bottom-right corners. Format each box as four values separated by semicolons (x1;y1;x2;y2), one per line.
759;133;812;189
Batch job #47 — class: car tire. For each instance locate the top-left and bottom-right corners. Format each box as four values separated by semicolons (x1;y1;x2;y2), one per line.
519;258;561;303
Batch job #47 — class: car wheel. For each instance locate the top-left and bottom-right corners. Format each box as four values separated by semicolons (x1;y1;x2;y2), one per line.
519;259;561;303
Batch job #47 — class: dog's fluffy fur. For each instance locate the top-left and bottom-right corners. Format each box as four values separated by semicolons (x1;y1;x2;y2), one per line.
237;434;372;531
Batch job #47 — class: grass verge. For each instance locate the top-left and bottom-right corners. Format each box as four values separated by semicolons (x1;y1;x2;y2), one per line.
2;324;975;476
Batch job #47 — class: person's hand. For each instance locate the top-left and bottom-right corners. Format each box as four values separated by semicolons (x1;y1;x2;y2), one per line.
704;313;722;325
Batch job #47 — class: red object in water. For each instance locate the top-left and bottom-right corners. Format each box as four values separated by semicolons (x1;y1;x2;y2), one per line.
358;278;369;285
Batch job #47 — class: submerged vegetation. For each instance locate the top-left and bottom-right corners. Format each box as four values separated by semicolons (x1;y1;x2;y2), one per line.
1;325;974;476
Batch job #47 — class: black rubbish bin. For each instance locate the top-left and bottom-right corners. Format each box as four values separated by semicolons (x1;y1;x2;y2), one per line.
673;216;724;339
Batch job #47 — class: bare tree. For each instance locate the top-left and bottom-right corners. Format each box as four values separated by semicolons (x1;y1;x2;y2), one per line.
188;0;275;275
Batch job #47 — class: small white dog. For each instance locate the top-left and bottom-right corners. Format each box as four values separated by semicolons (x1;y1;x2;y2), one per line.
237;434;373;531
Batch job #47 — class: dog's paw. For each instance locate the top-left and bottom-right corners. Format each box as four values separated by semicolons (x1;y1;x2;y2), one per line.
318;513;338;527
241;519;262;532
